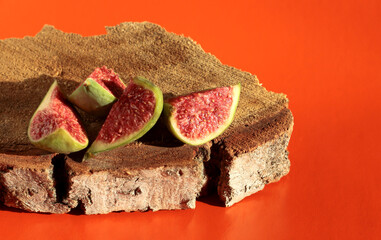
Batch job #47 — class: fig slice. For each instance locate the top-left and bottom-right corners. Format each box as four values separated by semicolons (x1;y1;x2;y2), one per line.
68;66;126;116
85;76;163;158
163;84;241;146
28;81;89;153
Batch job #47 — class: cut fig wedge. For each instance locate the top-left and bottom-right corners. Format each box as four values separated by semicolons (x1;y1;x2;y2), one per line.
68;66;126;116
85;76;163;158
28;81;89;153
164;84;241;146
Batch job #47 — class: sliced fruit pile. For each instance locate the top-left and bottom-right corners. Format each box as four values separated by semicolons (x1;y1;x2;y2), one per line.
28;66;240;159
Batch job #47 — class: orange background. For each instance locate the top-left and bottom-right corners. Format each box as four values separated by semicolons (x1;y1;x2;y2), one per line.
1;0;380;239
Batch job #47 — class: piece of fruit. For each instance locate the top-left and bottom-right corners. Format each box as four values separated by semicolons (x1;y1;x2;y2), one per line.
28;81;89;153
85;76;163;158
68;66;126;116
163;84;241;146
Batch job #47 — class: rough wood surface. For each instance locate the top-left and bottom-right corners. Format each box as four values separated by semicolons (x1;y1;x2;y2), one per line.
65;144;207;214
0;153;69;213
0;22;293;213
217;109;294;206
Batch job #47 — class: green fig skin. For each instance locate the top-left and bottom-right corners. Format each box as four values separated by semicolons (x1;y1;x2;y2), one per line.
164;83;241;146
28;81;89;154
68;78;120;117
30;128;88;154
84;76;163;159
